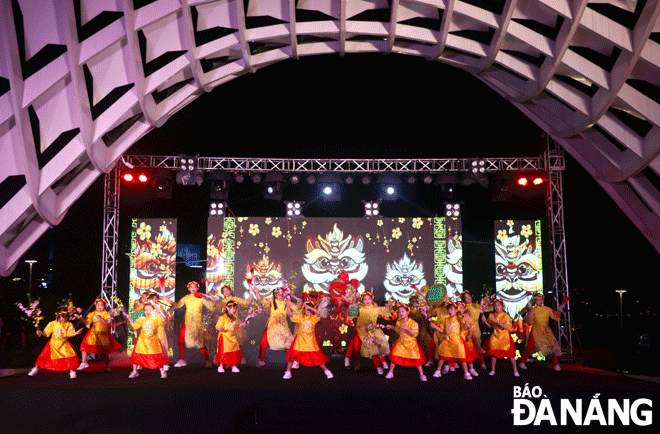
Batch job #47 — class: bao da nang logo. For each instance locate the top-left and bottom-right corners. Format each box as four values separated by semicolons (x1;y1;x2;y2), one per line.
512;384;652;426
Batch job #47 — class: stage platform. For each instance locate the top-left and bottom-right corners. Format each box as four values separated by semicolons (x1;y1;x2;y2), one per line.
1;359;657;434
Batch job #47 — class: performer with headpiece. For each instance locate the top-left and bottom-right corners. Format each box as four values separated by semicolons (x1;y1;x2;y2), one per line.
429;301;473;380
171;281;216;368
29;308;84;378
215;300;245;373
344;290;394;374
283;299;333;379
216;284;253;363
481;298;520;377
125;301;170;378
256;286;294;367
460;290;487;369
78;298;122;371
385;303;427;381
519;292;566;371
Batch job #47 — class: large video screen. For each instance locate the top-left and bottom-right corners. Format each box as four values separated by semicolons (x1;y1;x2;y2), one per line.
207;217;461;304
493;219;543;319
127;218;177;352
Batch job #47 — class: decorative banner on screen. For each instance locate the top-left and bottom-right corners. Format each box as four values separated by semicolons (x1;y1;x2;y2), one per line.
127;218;177;352
207;217;462;304
494;219;542;318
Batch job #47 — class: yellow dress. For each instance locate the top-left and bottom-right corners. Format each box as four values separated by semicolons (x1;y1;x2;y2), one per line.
131;314;170;368
215;314;242;366
389;318;426;367
265;299;293;351
36;320;79;371
80;310;121;354
483;312;516;358
464;303;483;346
437;315;467;361
286;314;328;366
217;296;252;345
172;294;215;348
353;304;391;357
525;305;562;356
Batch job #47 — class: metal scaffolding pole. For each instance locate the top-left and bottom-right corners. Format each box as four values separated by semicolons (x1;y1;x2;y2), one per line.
545;137;573;362
101;165;120;309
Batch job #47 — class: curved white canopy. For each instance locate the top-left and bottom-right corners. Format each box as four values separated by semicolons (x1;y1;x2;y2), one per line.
1;0;659;276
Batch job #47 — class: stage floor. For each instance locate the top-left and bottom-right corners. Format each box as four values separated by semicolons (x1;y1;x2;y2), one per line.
1;359;658;434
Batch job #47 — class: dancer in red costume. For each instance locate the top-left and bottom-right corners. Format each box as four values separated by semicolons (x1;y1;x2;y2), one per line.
29;308;84;379
283;299;333;379
385;304;427;382
215;300;245;373
78;298;122;371
481;298;520;377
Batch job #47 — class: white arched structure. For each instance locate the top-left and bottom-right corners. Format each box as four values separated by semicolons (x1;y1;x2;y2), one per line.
1;0;659;276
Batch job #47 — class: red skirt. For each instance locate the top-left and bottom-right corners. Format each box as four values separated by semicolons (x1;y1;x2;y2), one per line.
483;334;516;359
35;342;79;371
388;339;426;367
285;335;329;367
215;335;242;367
131;351;170;369
80;329;122;354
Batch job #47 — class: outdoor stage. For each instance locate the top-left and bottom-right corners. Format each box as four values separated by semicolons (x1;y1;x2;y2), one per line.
1;358;657;434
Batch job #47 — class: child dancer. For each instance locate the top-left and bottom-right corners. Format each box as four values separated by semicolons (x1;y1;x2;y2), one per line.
429;302;472;380
29;308;84;378
256;288;294;367
519;293;565;371
216;285;253;364
461;291;487;369
215;300;244;373
481;298;519;377
78;298;122;371
385;304;427;381
457;302;479;377
344;291;392;374
171;281;216;368
283;299;333;379
125;302;170;378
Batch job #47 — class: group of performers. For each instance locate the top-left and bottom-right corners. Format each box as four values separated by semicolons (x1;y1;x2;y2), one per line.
27;279;566;381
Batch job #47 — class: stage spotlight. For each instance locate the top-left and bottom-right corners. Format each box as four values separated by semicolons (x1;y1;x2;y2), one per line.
209;201;227;217
285;201;304;217
208;171;232;201
176;154;203;186
318;172;342;201
377;172;401;200
444;203;461;218
306;174;316;184
264;171;286;200
122;173;134;182
234;173;245;183
533;177;545;185
290;174;300;185
517;177;529;186
361;175;371;185
423;175;434;184
138;173;148;183
345;175;354;185
406;175;416;185
251;173;262;184
363;201;380;217
471;159;486;174
151;168;174;199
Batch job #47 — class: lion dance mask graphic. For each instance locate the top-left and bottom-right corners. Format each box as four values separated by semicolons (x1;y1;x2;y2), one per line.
242;255;283;299
130;221;176;298
301;224;367;294
206;234;226;292
383;253;427;303
495;221;542;317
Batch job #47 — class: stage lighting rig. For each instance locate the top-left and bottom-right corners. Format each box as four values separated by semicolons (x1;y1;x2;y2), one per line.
209;201;227;217
363;200;380;217
264;171;286;200
285;201;304;217
444;202;461;218
176;155;203;186
208;171;232;201
377;172;401;200
318;172;342;202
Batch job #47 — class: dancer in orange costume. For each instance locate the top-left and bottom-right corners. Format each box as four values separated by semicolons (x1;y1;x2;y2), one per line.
126;302;170;378
385;304;427;382
29;308;84;379
429;302;472;380
78;298;122;371
481;298;519;377
283;299;333;379
215;300;245;373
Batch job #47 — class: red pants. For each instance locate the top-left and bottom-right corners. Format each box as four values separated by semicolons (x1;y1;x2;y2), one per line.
177;324;209;361
521;330;559;366
258;326;269;362
344;332;386;369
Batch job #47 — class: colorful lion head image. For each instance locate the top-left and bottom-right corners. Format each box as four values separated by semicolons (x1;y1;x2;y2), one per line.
495;220;542;317
206;234;226;292
242;255;283;298
383;253;426;303
130;221;176;298
302;224;367;294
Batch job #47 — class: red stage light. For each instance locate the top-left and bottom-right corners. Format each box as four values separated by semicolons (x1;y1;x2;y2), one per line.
533;177;545;185
517;177;528;186
123;173;134;182
138;174;148;183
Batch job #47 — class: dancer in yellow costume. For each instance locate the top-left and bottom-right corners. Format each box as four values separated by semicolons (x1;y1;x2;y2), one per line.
385;304;427;381
283;299;333;379
126;302;170;378
29;308;84;378
481;298;519;377
519;293;565;371
215;300;245;373
430;302;472;380
78;298;122;371
426;298;450;366
256;287;294;367
172;281;216;368
461;290;487;369
457;302;479;377
216;285;253;360
344;291;393;374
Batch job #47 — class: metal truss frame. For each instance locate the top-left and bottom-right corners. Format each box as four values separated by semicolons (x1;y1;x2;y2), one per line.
102;148;572;359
